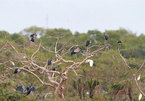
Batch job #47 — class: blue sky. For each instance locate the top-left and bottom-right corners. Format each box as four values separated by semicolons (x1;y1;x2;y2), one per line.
0;0;145;35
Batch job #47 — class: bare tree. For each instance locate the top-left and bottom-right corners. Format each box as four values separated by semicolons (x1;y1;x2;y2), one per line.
0;36;110;99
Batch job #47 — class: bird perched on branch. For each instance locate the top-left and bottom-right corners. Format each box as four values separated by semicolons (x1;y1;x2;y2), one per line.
30;33;37;38
48;58;52;65
117;40;122;45
86;59;94;67
14;68;21;74
137;74;141;81
26;86;35;95
16;86;35;95
86;40;91;47
16;86;24;93
51;66;59;71
30;37;35;42
138;93;142;101
104;32;108;40
30;33;37;42
71;47;81;55
10;61;15;66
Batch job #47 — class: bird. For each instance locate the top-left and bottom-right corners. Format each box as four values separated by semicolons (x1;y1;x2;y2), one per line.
16;86;25;93
26;86;35;95
86;59;94;67
51;66;58;71
30;37;35;42
71;47;81;55
139;93;142;101
30;33;37;38
30;33;37;42
14;68;21;74
86;40;91;46
71;51;75;55
30;34;34;38
86;91;89;95
10;61;15;66
48;58;52;65
104;32;108;40
117;40;122;45
137;74;141;80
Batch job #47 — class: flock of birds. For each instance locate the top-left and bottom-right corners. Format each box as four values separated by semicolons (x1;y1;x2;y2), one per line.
13;32;124;96
13;32;144;100
12;32;143;100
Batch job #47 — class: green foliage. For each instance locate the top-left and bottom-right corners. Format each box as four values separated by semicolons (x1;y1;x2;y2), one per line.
0;27;144;100
0;88;26;101
0;31;10;38
11;33;25;44
88;30;104;45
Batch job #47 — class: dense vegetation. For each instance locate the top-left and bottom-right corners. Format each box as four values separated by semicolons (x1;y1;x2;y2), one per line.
0;26;145;101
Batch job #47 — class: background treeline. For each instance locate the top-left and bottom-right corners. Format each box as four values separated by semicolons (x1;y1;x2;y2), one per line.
0;26;145;101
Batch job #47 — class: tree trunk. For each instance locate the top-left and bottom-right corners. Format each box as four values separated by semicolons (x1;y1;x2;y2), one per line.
78;85;84;99
55;86;64;99
89;90;94;101
79;89;82;99
128;87;134;101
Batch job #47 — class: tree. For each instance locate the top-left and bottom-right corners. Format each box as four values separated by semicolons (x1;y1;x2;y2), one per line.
118;45;145;100
0;35;110;99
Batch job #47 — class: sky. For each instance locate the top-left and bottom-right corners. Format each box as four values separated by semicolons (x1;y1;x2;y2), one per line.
0;0;145;35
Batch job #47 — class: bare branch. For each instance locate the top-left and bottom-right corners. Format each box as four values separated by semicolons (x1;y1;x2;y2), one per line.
118;48;145;97
21;68;55;88
135;60;145;74
31;41;41;61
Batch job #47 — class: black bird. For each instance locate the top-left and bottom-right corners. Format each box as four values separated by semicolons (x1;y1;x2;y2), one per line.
117;40;122;45
71;47;81;55
30;33;37;38
104;32;108;40
30;34;34;38
48;58;52;65
16;86;24;93
30;37;35;42
51;66;58;71
71;50;75;55
26;86;35;95
86;40;91;46
14;68;20;74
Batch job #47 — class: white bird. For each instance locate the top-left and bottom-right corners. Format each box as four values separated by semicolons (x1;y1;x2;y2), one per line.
139;93;142;101
86;59;94;67
86;91;89;95
10;61;15;66
137;74;141;81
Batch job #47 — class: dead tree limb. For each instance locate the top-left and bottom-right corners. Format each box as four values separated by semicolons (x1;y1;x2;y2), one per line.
1;37;110;98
